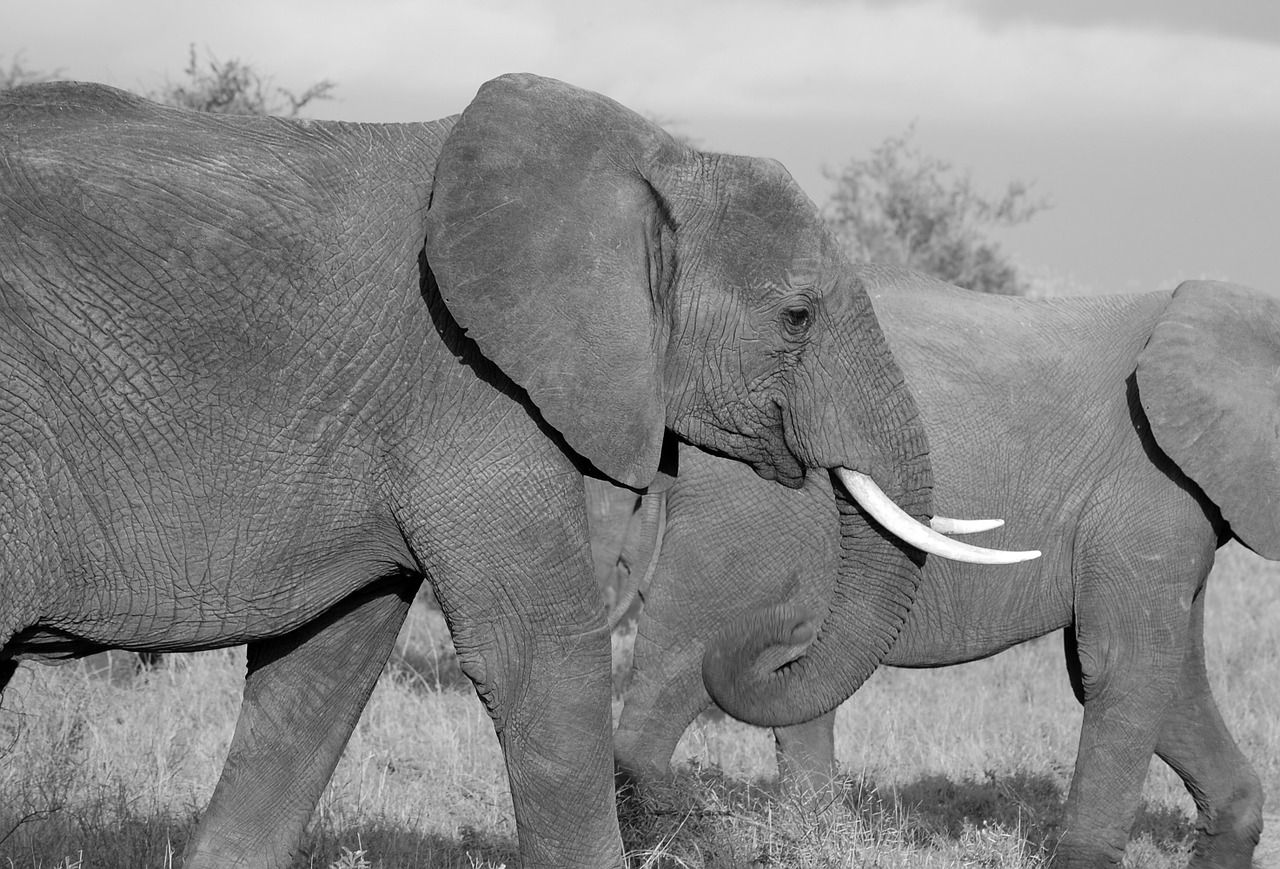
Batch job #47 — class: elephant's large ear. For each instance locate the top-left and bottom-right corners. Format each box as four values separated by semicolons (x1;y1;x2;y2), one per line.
424;73;684;488
1136;280;1280;558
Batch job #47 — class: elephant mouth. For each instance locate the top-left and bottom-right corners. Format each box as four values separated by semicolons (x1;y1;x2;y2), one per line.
757;440;807;489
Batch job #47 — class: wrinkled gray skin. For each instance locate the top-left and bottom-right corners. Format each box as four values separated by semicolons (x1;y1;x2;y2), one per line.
616;272;1280;869
0;74;934;868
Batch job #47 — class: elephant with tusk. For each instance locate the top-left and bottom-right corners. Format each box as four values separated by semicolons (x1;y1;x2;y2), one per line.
0;74;1028;868
615;271;1280;869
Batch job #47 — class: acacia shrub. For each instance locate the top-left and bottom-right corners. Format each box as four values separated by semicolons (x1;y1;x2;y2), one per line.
824;126;1047;295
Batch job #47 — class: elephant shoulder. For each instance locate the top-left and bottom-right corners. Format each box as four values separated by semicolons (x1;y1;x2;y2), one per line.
1136;280;1280;559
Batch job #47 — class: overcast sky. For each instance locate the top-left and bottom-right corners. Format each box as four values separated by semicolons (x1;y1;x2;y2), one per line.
7;0;1279;293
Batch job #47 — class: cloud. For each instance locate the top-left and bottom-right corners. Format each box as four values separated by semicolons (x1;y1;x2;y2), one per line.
965;0;1280;47
7;0;1280;128
541;0;1280;126
305;0;1280;128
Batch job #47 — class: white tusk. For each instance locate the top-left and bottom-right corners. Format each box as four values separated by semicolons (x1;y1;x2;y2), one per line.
931;516;1004;535
836;469;1040;564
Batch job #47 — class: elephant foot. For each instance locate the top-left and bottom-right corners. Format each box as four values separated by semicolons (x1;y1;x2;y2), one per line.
615;764;710;863
1051;834;1126;869
777;773;845;821
615;763;689;815
1188;797;1262;869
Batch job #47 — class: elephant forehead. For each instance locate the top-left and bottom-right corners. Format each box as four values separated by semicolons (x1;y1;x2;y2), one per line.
695;184;828;286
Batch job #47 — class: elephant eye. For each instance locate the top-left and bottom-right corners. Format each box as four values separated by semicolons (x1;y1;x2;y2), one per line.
780;305;812;337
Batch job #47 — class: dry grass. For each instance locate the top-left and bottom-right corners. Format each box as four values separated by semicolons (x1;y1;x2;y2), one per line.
658;541;1280;867
0;618;519;868
2;543;1277;867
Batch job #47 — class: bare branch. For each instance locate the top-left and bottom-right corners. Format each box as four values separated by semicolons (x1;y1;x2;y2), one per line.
146;45;335;117
0;51;62;90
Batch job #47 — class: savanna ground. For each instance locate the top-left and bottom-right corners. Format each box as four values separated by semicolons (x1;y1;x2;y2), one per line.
2;523;1278;868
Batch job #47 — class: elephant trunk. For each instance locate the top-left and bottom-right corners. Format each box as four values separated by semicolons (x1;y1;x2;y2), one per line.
702;278;932;727
701;266;1035;726
701;474;925;727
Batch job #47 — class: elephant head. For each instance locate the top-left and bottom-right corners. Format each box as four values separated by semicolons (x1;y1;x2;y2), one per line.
425;74;1030;728
426;73;911;494
426;76;1033;524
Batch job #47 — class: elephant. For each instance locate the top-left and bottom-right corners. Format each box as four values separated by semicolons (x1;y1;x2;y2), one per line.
613;272;1280;869
0;74;1030;867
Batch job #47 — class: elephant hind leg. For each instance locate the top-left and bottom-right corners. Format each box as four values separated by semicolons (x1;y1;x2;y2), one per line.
1155;590;1262;869
183;570;420;869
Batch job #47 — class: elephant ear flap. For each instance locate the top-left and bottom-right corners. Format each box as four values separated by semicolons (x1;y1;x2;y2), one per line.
424;73;684;489
1136;280;1280;559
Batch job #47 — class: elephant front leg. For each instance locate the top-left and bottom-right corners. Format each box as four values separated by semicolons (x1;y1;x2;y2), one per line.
440;578;620;867
418;477;624;869
1059;567;1192;868
774;708;839;805
614;623;715;795
183;574;419;869
489;618;618;869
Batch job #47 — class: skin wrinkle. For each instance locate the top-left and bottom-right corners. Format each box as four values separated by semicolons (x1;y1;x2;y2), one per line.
420;459;586;728
3;119;429;649
660;176;833;477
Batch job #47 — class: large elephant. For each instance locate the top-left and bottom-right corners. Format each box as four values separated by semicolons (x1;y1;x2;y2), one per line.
0;75;1025;867
615;272;1280;869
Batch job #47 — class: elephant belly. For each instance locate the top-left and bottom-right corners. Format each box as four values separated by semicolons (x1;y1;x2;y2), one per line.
883;558;1073;667
1;489;412;660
